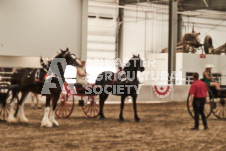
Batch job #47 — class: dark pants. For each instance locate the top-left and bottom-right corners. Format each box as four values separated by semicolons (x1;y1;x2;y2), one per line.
193;98;207;128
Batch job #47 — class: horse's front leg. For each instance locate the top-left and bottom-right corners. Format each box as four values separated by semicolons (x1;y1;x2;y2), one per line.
99;93;108;119
119;95;126;122
41;95;52;127
49;94;60;126
132;94;140;122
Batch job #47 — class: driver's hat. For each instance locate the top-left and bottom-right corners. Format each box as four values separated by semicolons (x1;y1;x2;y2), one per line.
205;64;214;68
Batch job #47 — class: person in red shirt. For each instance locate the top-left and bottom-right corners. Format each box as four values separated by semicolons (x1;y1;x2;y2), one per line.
189;73;208;130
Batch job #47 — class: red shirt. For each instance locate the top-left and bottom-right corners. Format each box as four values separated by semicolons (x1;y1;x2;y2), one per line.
189;80;208;98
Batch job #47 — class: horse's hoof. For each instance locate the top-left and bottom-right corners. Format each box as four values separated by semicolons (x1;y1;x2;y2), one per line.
17;117;29;123
41;119;53;127
22;117;28;123
135;118;140;122
53;120;59;127
41;122;53;128
49;118;59;127
99;116;105;120
119;118;125;122
7;117;18;123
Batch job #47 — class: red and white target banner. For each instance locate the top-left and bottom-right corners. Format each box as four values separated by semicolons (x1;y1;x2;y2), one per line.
153;85;171;98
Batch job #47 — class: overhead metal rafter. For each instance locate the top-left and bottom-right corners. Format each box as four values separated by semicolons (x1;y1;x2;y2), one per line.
89;1;226;20
123;0;226;12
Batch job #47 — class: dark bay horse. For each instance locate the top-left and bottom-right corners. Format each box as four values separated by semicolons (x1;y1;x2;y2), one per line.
7;48;80;127
95;55;145;122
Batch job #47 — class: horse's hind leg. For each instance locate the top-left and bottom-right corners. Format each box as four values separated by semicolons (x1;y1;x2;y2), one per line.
49;94;60;126
132;94;140;122
17;91;29;123
99;93;109;119
7;91;18;123
119;95;126;122
41;95;52;127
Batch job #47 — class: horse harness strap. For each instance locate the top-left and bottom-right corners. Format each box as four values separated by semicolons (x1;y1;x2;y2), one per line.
112;71;133;85
35;69;41;82
26;69;40;82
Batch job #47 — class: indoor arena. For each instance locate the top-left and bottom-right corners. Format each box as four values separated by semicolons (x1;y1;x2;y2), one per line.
0;0;226;150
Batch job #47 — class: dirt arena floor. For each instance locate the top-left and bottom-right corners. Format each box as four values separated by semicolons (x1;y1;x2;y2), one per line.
0;102;225;151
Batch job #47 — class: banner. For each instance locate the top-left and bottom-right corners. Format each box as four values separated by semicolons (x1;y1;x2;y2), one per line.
153;85;171;98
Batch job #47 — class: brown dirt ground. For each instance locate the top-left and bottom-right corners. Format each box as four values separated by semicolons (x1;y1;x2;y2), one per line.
0;102;225;151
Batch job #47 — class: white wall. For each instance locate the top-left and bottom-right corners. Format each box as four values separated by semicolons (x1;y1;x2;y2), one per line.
143;53;226;85
182;53;226;85
0;0;88;58
0;56;41;68
140;53;183;85
87;1;118;59
122;3;169;58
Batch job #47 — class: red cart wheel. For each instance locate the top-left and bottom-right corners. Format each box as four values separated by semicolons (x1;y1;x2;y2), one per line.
82;95;99;118
0;84;19;121
0;91;12;121
55;93;74;118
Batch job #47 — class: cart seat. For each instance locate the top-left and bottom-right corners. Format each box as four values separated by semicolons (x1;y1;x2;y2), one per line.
74;83;85;94
217;88;226;92
73;83;95;94
208;85;226;98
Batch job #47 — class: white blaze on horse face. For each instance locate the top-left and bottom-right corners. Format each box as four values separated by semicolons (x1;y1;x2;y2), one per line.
7;100;17;123
76;58;82;66
41;107;52;127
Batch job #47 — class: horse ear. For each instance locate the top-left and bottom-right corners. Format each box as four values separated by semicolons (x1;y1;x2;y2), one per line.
133;54;135;57
66;47;69;51
61;49;63;52
138;54;140;57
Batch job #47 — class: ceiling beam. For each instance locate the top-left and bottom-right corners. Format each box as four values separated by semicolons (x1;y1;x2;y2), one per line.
123;0;226;12
123;0;167;4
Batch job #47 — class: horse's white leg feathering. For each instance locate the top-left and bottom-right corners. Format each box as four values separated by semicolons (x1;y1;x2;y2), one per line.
49;108;59;126
17;103;28;123
41;107;52;127
7;100;18;123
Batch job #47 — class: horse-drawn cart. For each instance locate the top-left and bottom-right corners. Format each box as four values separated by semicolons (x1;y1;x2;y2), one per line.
187;85;226;119
55;83;100;119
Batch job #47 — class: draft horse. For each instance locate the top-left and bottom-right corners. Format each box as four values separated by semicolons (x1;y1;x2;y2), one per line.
7;48;80;127
95;55;145;122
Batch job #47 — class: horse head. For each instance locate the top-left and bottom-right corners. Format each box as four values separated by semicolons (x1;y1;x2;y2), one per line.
54;48;81;67
124;54;145;72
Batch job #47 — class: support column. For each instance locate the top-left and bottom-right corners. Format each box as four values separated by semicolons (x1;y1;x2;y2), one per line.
116;1;124;61
168;0;178;84
80;0;88;60
177;14;182;43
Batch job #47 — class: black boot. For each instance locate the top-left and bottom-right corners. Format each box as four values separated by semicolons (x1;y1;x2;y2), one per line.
190;127;199;130
204;126;208;130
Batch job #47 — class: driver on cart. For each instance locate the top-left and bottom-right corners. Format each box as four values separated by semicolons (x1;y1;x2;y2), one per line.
76;61;89;87
203;64;220;90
